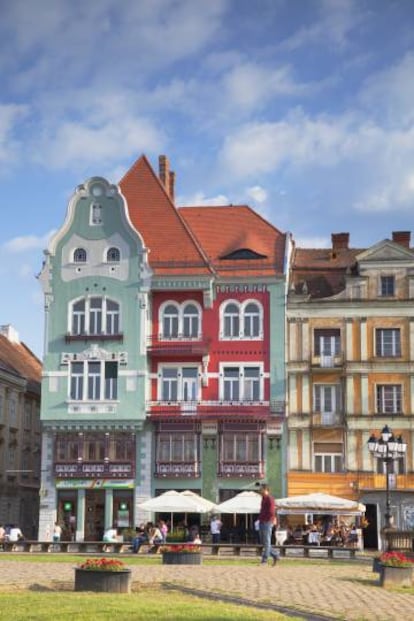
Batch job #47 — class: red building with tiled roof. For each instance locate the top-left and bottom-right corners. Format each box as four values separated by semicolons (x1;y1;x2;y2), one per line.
0;325;41;538
120;155;289;530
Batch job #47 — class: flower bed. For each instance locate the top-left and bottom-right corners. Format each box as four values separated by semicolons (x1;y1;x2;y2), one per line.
75;558;131;593
160;544;202;565
378;552;414;588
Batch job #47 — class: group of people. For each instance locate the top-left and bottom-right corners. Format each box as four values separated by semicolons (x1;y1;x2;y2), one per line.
132;520;169;553
283;521;359;547
0;524;24;546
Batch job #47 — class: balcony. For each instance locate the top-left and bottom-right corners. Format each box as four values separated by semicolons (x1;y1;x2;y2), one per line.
155;461;200;478
148;400;270;418
311;354;343;370
218;461;265;478
54;461;134;478
311;411;344;427
65;332;123;343
146;335;210;357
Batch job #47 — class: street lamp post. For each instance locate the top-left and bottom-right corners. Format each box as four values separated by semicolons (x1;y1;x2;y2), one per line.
367;425;407;530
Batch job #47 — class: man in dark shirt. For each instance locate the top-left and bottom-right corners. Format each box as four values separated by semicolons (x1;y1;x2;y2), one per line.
258;483;279;565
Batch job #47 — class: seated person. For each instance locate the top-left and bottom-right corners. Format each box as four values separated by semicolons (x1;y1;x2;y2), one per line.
102;525;118;551
147;524;163;552
132;522;150;554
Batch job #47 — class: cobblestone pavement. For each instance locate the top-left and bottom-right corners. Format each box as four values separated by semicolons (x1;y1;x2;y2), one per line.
0;558;413;620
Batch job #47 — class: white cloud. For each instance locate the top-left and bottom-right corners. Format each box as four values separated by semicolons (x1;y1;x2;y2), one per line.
34;116;164;170
359;52;414;128
222;63;307;111
3;230;56;253
294;235;331;248
246;185;267;204
178;191;230;207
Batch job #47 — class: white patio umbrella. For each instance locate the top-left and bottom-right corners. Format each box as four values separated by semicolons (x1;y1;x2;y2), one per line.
275;493;366;516
181;490;218;513
138;490;207;529
215;491;262;539
216;491;262;514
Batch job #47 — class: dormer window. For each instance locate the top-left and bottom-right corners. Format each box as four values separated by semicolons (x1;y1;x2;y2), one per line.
73;248;87;263
107;247;120;263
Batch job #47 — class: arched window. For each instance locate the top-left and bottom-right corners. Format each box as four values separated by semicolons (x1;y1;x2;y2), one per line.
223;302;240;337
106;247;120;262
73;248;87;263
69;297;120;336
244;302;260;337
183;303;199;338
163;304;179;338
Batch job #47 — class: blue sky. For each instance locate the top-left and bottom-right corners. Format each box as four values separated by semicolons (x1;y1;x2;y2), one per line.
1;0;414;358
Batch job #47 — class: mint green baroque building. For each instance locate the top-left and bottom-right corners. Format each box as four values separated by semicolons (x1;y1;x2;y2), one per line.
38;177;151;541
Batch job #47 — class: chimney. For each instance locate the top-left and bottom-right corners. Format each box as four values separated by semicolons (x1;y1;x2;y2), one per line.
0;324;20;343
392;231;411;248
158;155;169;189
169;170;175;202
331;232;350;253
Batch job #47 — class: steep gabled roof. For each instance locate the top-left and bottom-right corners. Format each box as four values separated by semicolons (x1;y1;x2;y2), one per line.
179;205;286;278
0;334;42;394
119;156;212;277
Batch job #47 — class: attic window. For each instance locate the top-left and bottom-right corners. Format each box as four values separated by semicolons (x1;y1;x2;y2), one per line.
221;248;267;260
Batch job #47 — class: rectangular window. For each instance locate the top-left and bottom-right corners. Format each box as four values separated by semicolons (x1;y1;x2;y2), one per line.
106;301;119;335
314;384;340;413
244;367;260;401
223;368;240;401
314;329;340;356
375;328;401;357
89;298;103;334
380;275;395;297
157;434;197;462
70;361;118;401
376;384;402;414
314;454;343;472
87;362;101;400
222;433;260;462
162;368;178;401
105;362;118;400
70;362;84;400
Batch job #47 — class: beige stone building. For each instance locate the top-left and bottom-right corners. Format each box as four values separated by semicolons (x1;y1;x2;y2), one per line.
287;231;414;547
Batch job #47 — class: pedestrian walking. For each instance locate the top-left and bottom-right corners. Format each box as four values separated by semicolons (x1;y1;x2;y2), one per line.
258;484;280;566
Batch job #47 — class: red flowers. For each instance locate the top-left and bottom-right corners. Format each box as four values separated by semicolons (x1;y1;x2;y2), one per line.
78;557;126;572
379;552;414;567
160;544;201;553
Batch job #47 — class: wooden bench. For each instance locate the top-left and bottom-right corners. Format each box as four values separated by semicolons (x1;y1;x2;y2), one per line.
0;540;133;554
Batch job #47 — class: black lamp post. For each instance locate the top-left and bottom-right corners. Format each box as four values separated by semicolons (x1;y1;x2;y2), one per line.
367;425;407;529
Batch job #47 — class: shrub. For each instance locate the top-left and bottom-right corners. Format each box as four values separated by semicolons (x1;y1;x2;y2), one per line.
77;557;127;572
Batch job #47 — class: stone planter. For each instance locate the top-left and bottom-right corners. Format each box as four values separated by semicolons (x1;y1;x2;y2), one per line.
379;565;413;588
75;568;132;593
162;552;202;565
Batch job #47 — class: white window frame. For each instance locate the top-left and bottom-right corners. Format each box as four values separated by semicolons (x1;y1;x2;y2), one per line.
69;360;118;401
314;453;343;473
69;297;121;336
219;363;263;402
158;364;200;402
219;299;263;340
90;202;102;225
313;384;341;414
159;300;202;340
376;384;402;414
375;328;401;357
221;433;261;462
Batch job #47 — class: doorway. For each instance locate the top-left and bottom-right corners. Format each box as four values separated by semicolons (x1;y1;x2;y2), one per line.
362;503;378;549
85;490;105;541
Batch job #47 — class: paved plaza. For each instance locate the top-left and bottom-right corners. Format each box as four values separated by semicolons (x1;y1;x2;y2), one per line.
0;557;413;620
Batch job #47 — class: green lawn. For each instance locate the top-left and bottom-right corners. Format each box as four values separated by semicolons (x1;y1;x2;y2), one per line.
0;585;298;620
